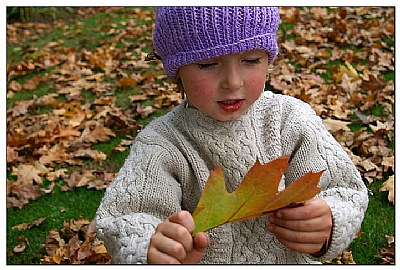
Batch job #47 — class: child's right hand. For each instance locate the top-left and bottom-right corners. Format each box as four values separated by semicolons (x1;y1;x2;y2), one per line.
147;211;210;264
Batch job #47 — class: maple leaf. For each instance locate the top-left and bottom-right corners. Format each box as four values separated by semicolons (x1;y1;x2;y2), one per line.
192;156;323;235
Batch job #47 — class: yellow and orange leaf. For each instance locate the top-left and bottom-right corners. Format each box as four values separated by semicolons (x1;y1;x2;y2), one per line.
192;156;324;235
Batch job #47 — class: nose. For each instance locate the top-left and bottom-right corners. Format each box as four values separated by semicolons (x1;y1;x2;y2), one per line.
220;62;243;91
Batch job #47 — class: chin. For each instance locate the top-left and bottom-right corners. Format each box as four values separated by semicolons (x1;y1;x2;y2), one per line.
214;113;243;122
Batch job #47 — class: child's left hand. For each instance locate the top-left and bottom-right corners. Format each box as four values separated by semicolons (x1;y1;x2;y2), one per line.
267;198;332;255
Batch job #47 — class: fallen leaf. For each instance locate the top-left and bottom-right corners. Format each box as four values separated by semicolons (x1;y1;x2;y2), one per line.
41;217;112;264
332;250;356;264
376;234;395;264
11;164;43;185
12;217;46;231
22;75;42;90
324;118;351;132
136;103;156;118
379;175;394;204
46;169;69;181
8;80;22;91
382;156;394;171
71;148;107;161
115;77;137;87
13;235;29;253
192;156;323;235
7;181;44;208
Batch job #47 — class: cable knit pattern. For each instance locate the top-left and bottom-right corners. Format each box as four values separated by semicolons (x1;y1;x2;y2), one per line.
95;91;368;264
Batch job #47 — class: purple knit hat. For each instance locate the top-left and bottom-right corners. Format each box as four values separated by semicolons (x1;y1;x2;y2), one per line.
153;7;280;80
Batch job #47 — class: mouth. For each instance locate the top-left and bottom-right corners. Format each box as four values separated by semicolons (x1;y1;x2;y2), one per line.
217;99;244;112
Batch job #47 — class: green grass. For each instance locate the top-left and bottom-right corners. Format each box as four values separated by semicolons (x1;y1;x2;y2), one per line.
349;180;395;264
7;187;105;264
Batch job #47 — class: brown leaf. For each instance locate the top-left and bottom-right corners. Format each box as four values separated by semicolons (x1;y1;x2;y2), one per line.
12;217;46;231
136;103;156;118
115;77;137;87
41;217;112;264
13;235;29;253
7;146;22;163
10;99;34;116
68;235;81;263
8;80;22;91
44;229;65;257
39;144;70;165
71;148;107;161
323;119;351;132
360;74;386;92
379;175;394;204
382;156;394;171
130;94;149;102
80;124;116;143
377;234;395;264
22;75;42;90
12;164;43;185
7;182;43;208
46;169;69;181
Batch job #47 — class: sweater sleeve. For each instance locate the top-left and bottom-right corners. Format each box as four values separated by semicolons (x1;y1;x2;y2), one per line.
95;135;185;264
279;96;369;262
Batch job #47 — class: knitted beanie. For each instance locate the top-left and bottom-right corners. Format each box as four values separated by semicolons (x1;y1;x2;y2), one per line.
153;7;280;80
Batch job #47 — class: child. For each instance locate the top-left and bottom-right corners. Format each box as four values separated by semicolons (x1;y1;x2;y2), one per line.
96;7;368;264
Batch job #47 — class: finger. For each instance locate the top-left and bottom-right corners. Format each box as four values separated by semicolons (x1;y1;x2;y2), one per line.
157;220;193;254
168;211;195;233
275;198;330;220
274;235;324;254
193;232;210;252
150;231;188;262
269;214;331;232
183;233;210;264
147;245;181;264
268;222;327;244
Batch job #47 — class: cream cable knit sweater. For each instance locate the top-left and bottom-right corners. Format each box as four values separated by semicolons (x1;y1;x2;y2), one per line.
95;91;368;264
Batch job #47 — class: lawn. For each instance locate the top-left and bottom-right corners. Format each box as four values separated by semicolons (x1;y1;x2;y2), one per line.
6;7;394;264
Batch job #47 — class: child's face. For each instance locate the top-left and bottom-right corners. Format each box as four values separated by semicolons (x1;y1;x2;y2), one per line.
178;50;269;121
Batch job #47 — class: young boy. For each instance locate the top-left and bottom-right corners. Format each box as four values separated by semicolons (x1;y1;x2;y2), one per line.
96;7;368;264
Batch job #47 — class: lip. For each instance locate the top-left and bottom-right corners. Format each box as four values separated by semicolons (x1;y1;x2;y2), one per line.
217;99;244;112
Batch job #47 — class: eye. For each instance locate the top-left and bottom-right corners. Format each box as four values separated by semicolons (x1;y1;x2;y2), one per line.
197;63;217;69
243;58;262;64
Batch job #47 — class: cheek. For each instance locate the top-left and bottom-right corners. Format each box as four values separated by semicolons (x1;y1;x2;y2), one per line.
183;79;215;107
246;74;266;95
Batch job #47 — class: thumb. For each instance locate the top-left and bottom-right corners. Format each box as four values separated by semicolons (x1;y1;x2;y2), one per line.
182;232;210;264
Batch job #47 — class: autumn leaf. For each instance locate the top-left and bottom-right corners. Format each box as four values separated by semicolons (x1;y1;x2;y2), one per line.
377;234;395;264
115;77;137;87
13;235;29;253
12;217;47;231
41;217;111;264
380;175;394;204
192;156;323;235
22;75;43;90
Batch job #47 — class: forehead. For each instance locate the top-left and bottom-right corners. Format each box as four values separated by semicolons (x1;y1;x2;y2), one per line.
196;50;268;62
